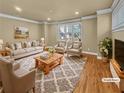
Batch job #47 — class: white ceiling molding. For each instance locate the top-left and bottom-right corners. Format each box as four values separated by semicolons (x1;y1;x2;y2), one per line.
56;18;81;24
46;15;97;24
44;18;81;24
0;13;41;24
112;27;124;32
0;13;97;25
97;8;112;15
112;24;124;32
111;0;120;11
81;15;97;20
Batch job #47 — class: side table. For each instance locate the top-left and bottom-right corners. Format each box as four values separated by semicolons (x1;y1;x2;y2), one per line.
0;49;10;56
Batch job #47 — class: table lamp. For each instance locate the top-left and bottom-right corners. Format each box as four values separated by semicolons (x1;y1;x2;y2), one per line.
41;37;45;45
0;39;3;49
41;38;45;41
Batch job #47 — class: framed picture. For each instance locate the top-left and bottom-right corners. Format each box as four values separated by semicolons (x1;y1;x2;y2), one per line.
15;27;29;39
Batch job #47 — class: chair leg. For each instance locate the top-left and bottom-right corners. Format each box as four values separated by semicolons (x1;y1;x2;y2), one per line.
33;87;35;93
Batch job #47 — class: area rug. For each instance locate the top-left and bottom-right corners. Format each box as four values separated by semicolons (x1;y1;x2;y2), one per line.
15;53;85;93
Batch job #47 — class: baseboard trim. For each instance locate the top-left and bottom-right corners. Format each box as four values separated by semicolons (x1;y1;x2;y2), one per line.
82;51;103;60
82;51;97;56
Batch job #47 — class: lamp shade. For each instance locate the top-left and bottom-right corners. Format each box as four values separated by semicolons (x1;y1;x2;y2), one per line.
41;38;45;41
0;39;3;44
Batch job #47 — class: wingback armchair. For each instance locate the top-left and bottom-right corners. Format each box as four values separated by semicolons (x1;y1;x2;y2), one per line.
55;40;66;53
66;41;82;57
0;57;36;93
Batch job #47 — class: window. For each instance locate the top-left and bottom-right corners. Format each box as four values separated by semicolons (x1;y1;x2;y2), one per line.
58;22;81;41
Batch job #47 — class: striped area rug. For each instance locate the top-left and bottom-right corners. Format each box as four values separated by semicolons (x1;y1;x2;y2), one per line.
15;53;85;93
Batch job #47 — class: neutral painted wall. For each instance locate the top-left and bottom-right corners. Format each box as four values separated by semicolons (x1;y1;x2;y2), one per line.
46;24;58;46
81;18;97;53
45;19;97;53
97;13;112;56
0;17;43;43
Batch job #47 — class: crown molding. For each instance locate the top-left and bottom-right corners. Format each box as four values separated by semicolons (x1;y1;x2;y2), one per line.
111;0;120;11
0;13;42;24
0;13;97;25
47;15;97;24
112;25;124;32
81;15;97;20
55;18;81;24
97;8;112;15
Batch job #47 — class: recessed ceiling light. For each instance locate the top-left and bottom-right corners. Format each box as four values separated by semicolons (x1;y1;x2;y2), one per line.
15;6;22;12
47;18;51;21
75;11;79;15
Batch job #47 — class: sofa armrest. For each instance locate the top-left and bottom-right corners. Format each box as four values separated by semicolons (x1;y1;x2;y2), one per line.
19;69;36;80
14;69;36;90
13;62;20;71
79;47;82;52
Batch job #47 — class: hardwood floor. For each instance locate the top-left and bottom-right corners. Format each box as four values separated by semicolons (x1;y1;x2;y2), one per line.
73;54;121;93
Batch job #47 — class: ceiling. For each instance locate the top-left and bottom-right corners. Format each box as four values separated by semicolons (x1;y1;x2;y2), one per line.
0;0;113;22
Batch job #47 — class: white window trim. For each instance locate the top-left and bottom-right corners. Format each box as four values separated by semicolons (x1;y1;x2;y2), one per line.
57;22;82;41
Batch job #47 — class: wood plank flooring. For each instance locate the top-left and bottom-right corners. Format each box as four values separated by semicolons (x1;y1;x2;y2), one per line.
73;55;121;93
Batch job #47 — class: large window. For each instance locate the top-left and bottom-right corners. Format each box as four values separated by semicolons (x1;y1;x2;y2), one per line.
58;22;81;41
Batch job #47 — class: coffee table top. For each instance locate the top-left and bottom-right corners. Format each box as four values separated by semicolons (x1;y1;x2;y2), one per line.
34;53;63;64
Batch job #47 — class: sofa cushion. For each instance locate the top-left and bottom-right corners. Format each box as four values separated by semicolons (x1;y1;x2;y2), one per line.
58;42;65;47
13;49;26;55
15;42;22;49
67;49;80;53
32;40;38;47
24;47;36;52
24;41;32;48
35;46;43;50
9;43;16;50
55;47;64;51
72;42;82;49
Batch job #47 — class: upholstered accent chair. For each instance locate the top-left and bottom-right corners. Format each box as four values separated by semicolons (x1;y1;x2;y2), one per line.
0;56;20;86
0;57;36;93
55;40;66;53
66;41;82;57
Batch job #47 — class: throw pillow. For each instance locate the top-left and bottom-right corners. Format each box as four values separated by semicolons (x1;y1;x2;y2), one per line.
59;42;65;47
9;43;16;50
32;40;38;47
24;42;31;48
15;42;22;49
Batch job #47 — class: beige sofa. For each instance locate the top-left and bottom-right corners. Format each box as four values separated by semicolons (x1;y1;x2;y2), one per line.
7;40;43;59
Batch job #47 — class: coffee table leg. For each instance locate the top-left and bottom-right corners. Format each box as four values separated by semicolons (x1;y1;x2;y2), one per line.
59;57;63;64
35;59;38;68
44;65;50;74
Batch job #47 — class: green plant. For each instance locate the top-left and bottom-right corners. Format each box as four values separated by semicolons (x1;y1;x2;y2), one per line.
48;47;55;54
99;37;112;58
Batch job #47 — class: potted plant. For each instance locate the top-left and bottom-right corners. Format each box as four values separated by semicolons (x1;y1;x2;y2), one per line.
48;47;55;56
99;37;112;62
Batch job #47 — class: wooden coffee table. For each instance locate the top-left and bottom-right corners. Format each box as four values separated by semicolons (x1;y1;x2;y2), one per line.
34;53;63;74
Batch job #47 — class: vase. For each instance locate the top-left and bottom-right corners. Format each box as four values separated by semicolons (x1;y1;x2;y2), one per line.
102;57;108;62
